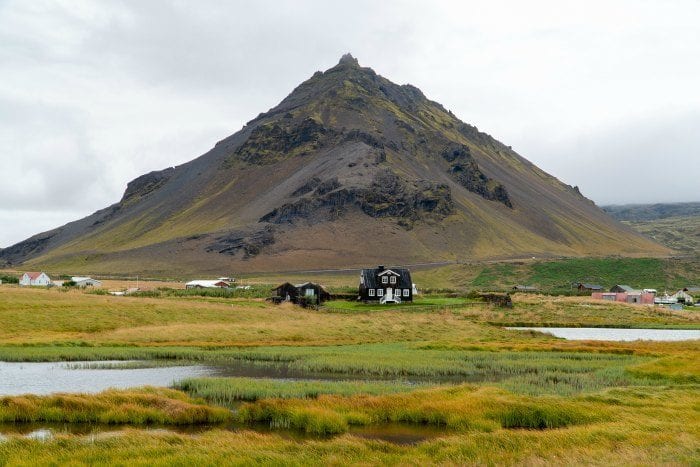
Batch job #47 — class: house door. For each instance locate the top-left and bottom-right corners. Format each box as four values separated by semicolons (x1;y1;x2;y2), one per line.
386;288;393;301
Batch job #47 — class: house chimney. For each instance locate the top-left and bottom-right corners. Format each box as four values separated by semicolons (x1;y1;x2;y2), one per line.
377;265;385;271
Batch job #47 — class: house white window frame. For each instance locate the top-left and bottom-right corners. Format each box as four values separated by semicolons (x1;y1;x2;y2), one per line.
395;288;401;296
381;276;388;284
305;288;315;297
403;289;409;297
377;289;384;297
390;276;396;284
368;288;375;297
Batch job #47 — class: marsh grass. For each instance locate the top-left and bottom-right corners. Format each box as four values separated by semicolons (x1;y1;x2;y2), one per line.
0;343;675;395
174;377;425;406
235;385;609;434
0;387;230;425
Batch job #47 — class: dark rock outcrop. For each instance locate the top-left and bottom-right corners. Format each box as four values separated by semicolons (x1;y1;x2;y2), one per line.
120;168;175;204
0;231;58;265
442;144;512;208
260;170;453;227
206;227;275;259
233;117;331;165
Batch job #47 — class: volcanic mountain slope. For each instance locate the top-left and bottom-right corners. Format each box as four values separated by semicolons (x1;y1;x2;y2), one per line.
1;55;669;275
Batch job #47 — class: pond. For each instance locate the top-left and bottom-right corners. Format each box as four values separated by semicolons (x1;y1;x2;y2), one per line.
0;361;217;396
506;327;700;341
0;359;496;397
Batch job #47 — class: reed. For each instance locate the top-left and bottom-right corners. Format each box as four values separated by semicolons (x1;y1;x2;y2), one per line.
174;377;425;406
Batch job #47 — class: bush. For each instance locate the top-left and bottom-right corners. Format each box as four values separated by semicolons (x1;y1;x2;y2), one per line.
0;274;19;284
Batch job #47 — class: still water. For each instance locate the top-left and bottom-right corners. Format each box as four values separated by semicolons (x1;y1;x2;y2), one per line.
0;421;446;446
0;361;216;396
506;327;700;341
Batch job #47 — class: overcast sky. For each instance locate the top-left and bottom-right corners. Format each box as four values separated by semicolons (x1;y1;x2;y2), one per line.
1;0;699;248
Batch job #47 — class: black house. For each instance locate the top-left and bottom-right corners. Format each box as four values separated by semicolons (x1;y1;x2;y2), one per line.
272;282;330;305
359;265;413;303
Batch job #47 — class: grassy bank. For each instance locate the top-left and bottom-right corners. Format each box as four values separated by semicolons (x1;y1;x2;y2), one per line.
0;388;230;425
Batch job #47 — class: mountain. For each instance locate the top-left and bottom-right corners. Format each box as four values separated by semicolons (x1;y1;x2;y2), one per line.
603;202;700;222
603;203;700;253
1;55;669;275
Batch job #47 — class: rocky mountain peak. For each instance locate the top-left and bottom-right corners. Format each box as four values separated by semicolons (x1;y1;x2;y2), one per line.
337;53;359;67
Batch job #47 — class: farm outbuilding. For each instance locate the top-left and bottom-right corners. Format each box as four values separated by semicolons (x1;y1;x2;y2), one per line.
72;276;102;287
672;288;696;305
576;283;604;292
185;280;230;289
272;282;330;305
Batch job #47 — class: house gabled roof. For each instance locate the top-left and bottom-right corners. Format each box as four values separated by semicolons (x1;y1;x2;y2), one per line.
25;272;43;280
360;266;412;289
377;269;401;277
612;284;635;292
295;282;328;291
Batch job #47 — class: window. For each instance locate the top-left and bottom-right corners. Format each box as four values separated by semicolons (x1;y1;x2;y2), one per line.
395;289;401;296
368;289;375;297
377;289;384;296
305;288;315;297
390;276;396;284
381;276;388;284
403;289;409;297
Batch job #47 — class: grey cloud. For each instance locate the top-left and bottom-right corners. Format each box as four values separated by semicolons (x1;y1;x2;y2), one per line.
1;0;700;248
523;112;700;204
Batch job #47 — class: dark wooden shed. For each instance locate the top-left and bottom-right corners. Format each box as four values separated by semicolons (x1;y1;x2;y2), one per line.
272;282;330;305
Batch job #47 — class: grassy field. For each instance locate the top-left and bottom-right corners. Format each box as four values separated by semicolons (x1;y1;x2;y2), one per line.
0;284;698;464
4;255;699;294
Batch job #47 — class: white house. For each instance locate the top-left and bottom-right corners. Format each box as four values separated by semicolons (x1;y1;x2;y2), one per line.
671;288;697;305
185;280;230;289
72;276;102;287
19;272;52;286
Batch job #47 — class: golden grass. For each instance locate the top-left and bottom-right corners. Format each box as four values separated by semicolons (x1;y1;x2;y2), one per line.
0;385;698;465
0;286;698;464
1;287;697;348
0;387;230;424
237;384;611;433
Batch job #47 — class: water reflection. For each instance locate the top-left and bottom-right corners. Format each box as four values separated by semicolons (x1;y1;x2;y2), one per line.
506;327;700;341
0;421;447;446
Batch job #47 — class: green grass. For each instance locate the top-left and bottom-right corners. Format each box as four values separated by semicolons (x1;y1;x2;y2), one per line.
528;257;666;291
0;343;667;396
175;377;425;406
412;257;700;293
322;296;477;312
